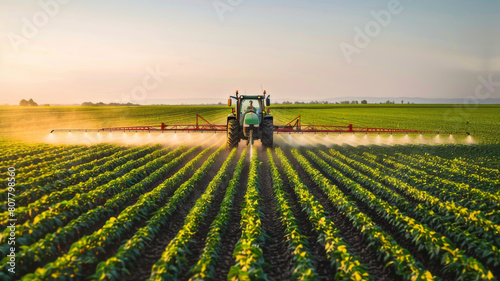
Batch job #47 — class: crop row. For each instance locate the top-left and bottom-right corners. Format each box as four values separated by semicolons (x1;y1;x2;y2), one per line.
0;145;190;279
266;148;318;280
358;152;500;235
23;145;216;280
303;149;494;280
322;149;500;269
0;144;107;198
413;153;499;179
0;144;78;163
0;146;173;256
0;145;90;181
0;144;162;226
0;143;51;160
0;144;109;172
148;147;237;280
394;152;499;193
276;148;371;281
0;144;124;203
13;145;156;206
393;155;498;206
15;144;121;186
189;147;248;280
288;148;433;280
384;154;500;222
2;142;497;280
358;151;500;241
227;147;268;281
90;145;225;281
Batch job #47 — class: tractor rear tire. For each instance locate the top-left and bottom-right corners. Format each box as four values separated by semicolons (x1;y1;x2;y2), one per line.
227;119;239;149
261;118;273;148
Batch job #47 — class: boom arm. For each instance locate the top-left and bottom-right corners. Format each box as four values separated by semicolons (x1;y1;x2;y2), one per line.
50;115;469;135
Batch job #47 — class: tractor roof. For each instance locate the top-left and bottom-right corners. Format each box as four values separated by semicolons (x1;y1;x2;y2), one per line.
239;95;265;99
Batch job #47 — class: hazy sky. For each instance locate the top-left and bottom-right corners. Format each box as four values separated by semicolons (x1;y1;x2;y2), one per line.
0;0;499;104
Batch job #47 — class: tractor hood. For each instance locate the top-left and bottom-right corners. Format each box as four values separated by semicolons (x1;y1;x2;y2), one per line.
243;112;260;127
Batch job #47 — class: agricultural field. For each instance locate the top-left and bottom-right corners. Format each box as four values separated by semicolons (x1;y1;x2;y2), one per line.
0;105;499;280
0;104;498;144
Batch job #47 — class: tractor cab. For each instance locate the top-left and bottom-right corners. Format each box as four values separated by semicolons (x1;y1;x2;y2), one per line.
240;98;261;114
228;92;270;126
226;91;273;148
238;97;265;126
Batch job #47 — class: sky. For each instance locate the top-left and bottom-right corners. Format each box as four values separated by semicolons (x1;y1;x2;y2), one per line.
0;0;499;105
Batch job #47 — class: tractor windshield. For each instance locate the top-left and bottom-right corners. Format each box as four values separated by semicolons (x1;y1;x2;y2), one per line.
241;99;261;115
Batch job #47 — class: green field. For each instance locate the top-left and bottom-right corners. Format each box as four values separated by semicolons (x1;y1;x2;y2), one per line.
1;105;499;280
0;104;499;143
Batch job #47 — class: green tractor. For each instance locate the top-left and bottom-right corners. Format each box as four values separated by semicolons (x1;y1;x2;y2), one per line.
226;90;273;149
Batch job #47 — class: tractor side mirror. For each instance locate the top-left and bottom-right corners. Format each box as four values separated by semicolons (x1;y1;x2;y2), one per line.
228;99;232;106
266;98;270;107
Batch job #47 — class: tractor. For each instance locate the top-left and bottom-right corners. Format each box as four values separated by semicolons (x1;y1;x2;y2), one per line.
50;90;470;142
226;90;273;149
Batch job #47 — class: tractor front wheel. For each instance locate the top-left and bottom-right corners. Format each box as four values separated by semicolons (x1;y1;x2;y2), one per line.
261;118;273;148
226;119;239;149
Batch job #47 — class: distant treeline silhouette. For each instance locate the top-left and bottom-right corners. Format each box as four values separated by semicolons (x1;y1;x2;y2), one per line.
279;100;369;105
82;102;141;106
19;99;39;106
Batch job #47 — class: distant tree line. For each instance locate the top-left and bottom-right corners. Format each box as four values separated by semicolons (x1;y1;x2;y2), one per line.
377;100;414;104
82;102;141;106
277;100;368;105
282;100;330;105
275;100;415;105
19;99;38;106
